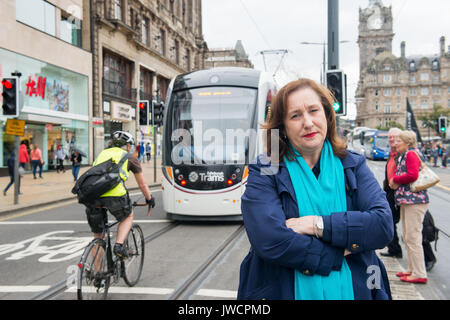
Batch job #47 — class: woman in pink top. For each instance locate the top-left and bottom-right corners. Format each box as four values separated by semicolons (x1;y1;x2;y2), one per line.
30;144;44;179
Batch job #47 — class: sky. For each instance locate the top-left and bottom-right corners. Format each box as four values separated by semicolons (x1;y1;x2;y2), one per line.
202;0;450;120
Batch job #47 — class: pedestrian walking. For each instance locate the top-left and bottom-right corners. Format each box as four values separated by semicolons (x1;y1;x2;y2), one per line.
146;142;151;162
19;141;29;170
55;144;66;173
432;144;439;167
3;151;22;196
389;130;429;284
30;144;44;179
380;128;403;258
70;150;83;182
238;78;393;300
441;146;447;168
139;142;145;162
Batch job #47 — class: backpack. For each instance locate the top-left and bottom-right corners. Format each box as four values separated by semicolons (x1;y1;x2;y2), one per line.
71;152;129;205
422;210;439;250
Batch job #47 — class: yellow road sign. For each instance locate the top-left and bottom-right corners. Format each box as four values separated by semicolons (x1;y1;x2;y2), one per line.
5;119;25;136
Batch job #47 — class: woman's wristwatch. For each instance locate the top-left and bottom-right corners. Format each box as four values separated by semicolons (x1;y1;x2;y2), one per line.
314;216;324;238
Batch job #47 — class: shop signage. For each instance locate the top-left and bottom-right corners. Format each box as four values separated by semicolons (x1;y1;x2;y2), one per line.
26;75;46;99
92;117;103;127
5;119;26;136
111;102;132;122
45;123;53;131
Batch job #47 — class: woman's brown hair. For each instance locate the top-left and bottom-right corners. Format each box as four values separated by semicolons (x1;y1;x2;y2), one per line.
262;78;347;162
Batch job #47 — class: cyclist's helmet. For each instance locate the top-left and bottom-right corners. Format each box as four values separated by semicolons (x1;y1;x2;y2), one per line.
112;131;135;147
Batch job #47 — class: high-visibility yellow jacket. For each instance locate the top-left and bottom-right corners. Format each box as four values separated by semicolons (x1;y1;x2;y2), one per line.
92;147;129;197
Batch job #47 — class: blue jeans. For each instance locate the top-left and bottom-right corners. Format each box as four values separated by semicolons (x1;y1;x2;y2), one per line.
31;160;43;178
72;165;81;181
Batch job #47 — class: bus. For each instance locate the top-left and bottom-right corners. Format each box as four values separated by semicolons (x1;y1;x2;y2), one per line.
160;67;277;221
361;130;390;160
348;127;372;154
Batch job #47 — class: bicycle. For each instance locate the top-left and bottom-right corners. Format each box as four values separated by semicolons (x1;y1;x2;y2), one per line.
76;200;149;300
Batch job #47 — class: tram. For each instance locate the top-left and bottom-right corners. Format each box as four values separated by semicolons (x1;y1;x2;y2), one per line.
160;67;277;221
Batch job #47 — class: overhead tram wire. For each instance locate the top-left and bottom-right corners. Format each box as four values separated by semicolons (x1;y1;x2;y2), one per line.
238;0;273;50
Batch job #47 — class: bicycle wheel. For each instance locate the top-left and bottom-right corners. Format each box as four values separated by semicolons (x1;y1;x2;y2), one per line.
122;224;145;286
77;239;111;300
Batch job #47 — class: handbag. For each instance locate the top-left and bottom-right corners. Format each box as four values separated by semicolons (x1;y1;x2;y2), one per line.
410;152;440;192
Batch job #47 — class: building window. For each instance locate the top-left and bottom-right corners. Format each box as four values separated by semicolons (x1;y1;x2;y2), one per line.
159;29;166;56
410;75;416;83
185;48;191;70
432;60;439;70
142;17;149;46
103;52;133;100
432;87;440;95
397;102;401;110
374;89;378;96
383;74;392;83
375;102;379;111
139;67;153;101
409;88;417;96
383;89;391;96
114;0;123;20
396;88;401;96
173;40;179;64
421;87;429;96
410;100;417;109
409;61;416;72
421;100;428;109
60;14;82;47
384;102;391;114
420;73;429;81
16;0;56;36
433;75;440;82
433;100;440;107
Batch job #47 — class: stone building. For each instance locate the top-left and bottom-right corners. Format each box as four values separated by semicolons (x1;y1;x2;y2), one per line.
0;0;93;175
355;0;450;140
91;0;208;157
205;40;254;69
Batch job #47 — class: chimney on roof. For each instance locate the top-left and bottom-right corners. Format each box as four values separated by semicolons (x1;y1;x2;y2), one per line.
401;41;405;58
440;36;445;56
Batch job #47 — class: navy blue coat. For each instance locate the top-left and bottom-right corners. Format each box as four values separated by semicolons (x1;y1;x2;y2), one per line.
238;150;394;300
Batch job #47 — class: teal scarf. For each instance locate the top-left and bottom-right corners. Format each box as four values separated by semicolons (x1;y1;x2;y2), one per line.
284;139;354;300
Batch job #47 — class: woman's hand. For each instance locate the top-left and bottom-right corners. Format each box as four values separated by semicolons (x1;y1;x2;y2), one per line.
389;178;400;190
286;216;315;235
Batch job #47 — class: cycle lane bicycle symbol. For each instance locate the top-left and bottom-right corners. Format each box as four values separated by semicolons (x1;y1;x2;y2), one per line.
0;230;92;263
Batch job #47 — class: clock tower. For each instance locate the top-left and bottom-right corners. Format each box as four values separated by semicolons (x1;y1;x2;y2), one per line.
358;0;394;72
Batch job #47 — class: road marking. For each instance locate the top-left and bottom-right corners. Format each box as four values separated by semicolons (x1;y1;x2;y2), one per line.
436;183;450;192
65;286;174;295
196;289;237;298
0;286;50;293
0;220;171;225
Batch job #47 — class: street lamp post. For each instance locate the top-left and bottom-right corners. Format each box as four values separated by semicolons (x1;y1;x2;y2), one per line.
299;40;349;84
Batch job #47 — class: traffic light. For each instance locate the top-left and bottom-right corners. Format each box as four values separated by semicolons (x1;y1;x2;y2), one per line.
438;116;447;133
2;77;19;117
153;101;164;127
138;100;149;126
326;70;346;116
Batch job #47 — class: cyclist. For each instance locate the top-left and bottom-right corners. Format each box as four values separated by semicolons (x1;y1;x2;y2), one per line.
85;130;155;259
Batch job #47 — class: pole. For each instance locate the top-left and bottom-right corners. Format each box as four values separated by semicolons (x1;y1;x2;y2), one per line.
327;0;339;70
322;42;326;85
152;100;157;183
11;71;22;205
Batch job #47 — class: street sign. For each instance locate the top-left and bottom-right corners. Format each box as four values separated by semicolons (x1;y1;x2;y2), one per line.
5;118;25;136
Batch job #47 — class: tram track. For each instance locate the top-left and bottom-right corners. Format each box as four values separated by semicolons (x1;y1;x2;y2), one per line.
29;221;180;300
167;224;245;300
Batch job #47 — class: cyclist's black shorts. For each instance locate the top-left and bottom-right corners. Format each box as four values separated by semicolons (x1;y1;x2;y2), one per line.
85;194;132;234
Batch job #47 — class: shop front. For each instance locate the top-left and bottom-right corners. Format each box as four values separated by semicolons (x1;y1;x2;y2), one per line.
0;47;89;175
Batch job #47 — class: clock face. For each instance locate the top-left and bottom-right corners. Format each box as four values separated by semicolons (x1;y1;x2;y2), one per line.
368;17;383;29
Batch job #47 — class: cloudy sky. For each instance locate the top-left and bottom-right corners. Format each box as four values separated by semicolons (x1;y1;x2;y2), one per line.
202;0;450;119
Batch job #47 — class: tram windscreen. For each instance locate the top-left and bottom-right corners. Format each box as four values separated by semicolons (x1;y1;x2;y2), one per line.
169;86;257;164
